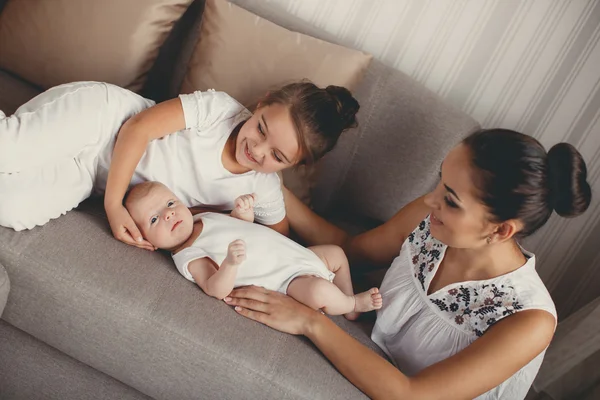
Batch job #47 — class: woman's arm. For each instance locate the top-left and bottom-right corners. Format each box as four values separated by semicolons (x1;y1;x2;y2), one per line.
104;99;185;248
226;287;555;400
284;187;429;268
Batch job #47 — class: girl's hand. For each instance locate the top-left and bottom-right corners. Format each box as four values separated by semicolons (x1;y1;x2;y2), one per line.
105;204;156;251
225;285;320;335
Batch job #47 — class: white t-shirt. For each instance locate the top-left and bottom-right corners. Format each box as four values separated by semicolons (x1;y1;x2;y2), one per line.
172;213;334;293
96;90;285;225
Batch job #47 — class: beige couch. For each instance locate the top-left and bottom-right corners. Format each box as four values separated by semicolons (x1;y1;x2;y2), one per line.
0;1;478;399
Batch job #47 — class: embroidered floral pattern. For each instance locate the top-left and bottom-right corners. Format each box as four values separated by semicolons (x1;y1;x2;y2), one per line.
408;216;526;338
431;282;523;337
408;216;445;291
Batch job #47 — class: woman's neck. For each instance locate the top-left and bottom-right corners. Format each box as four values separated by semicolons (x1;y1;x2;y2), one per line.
446;239;527;280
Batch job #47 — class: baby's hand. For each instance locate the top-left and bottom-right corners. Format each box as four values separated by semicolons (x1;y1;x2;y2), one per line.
231;193;256;222
225;239;246;266
235;193;256;213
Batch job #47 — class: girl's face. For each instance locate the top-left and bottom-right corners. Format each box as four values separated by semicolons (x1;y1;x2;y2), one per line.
235;103;301;173
424;144;498;249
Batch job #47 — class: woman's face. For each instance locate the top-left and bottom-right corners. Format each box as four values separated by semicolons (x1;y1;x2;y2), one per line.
235;103;301;173
424;144;497;249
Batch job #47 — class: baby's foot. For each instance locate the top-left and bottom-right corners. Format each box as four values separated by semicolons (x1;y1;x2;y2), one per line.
224;239;246;266
345;288;382;321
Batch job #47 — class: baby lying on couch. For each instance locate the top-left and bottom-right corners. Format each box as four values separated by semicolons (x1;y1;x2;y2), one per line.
124;181;382;319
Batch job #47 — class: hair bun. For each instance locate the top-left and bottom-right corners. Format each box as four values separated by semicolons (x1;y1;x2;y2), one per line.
547;143;591;217
325;85;359;131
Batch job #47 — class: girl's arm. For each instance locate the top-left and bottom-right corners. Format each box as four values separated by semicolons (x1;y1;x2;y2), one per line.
104;99;186;249
266;217;289;236
284;187;429;268
227;286;555;400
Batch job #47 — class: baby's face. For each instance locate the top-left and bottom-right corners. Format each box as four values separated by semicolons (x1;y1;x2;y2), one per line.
128;185;194;250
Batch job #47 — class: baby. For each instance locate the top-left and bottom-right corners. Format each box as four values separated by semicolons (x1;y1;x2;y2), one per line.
125;181;382;320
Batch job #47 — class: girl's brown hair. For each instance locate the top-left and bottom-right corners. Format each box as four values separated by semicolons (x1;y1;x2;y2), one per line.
257;82;359;165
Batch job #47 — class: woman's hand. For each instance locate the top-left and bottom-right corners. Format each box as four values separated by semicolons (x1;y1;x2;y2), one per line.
225;286;320;335
105;203;156;251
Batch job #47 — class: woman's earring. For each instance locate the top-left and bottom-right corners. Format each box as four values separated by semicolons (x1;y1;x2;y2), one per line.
486;236;492;245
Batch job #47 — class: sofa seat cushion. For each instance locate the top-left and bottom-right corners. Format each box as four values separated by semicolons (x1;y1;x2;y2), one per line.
0;320;151;400
0;200;380;400
0;69;42;115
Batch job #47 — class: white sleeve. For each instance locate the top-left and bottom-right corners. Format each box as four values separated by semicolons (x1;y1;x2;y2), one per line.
171;247;211;282
253;173;286;226
178;90;247;132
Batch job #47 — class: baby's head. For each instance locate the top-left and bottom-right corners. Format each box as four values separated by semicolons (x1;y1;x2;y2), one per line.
125;182;194;251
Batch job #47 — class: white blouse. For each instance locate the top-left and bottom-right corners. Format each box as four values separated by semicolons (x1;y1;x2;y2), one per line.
371;216;556;399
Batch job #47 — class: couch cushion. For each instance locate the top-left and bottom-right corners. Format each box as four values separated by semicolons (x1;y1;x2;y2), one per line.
0;69;42;115
312;59;481;221
141;0;206;102
0;201;380;399
0;321;151;400
181;0;372;107
0;0;193;93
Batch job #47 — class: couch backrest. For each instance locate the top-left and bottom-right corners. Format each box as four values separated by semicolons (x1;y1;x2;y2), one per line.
312;59;480;222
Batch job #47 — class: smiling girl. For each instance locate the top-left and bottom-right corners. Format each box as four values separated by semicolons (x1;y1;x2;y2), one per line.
0;81;358;250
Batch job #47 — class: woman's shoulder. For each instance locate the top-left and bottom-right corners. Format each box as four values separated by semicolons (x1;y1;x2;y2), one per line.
508;252;557;319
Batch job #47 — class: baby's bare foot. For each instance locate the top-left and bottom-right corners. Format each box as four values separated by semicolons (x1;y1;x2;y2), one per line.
345;288;382;321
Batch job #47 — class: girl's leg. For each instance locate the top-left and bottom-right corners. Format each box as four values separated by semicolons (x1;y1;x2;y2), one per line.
0;81;152;173
0;157;94;231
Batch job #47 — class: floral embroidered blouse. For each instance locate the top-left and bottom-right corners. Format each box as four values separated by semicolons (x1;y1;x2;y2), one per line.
371;216;556;400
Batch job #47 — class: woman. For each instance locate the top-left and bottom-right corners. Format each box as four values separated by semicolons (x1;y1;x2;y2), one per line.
224;129;592;399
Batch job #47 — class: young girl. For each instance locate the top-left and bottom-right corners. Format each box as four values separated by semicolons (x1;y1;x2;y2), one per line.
0;81;358;249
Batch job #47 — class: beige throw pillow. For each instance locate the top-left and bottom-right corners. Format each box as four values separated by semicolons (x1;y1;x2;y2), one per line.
182;0;372;204
0;0;193;92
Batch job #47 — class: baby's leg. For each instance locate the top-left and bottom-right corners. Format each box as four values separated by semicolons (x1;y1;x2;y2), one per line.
287;275;355;316
309;245;383;320
309;244;354;297
0;81;152;173
288;276;382;318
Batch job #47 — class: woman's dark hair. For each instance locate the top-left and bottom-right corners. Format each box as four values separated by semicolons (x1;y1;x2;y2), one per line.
257;81;359;164
463;129;592;238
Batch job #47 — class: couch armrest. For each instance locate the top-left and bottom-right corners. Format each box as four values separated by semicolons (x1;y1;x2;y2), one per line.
0;262;9;317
